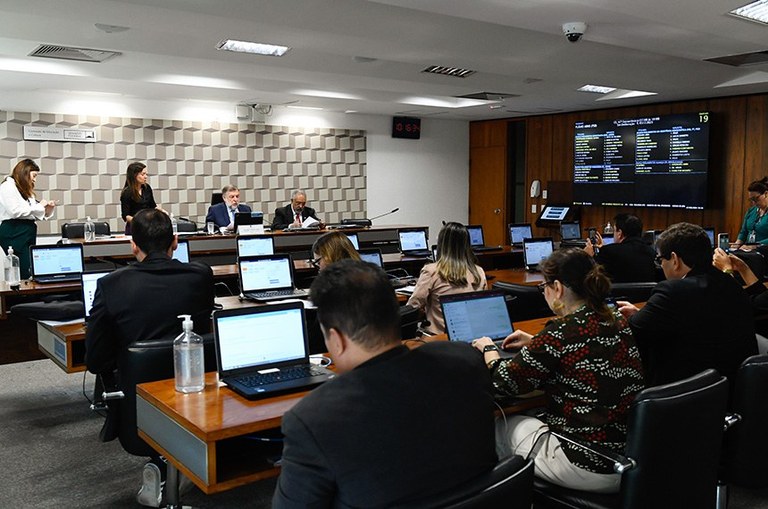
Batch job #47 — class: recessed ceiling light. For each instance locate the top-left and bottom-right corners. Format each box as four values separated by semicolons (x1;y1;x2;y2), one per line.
729;0;768;24
286;105;323;111
595;89;657;101
578;84;617;94
216;39;291;57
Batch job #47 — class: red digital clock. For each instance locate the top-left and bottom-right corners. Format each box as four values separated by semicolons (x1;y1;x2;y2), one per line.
392;116;421;139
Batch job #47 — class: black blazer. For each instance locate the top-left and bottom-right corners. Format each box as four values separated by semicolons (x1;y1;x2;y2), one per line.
628;267;757;387
273;342;498;509
272;204;319;230
85;252;215;375
595;237;658;282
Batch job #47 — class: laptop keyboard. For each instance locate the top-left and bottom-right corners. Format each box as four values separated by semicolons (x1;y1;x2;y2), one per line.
237;365;326;388
247;289;305;300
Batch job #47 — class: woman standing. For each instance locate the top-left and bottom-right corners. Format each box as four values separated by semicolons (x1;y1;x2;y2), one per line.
120;162;160;235
735;177;768;247
0;159;56;279
406;222;486;334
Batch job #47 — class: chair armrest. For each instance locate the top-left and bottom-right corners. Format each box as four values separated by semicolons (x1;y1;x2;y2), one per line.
724;412;742;431
548;430;636;474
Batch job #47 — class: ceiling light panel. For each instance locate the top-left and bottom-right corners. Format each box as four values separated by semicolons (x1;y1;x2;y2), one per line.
216;39;291;56
578;84;617;94
729;0;768;24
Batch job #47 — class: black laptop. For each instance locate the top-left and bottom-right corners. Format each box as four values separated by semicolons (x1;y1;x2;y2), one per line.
81;270;111;321
522;237;554;271
440;290;516;358
508;223;533;247
236;234;275;258
466;224;502;252
212;302;335;400
398;228;432;257
358;248;384;267
30;244;84;283
238;254;309;302
559;221;586;248
234;211;264;233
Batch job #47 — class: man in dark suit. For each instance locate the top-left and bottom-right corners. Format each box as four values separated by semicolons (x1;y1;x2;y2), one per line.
85;208;214;507
204;184;251;230
619;222;757;388
273;260;497;508
585;213;658;282
271;189;321;230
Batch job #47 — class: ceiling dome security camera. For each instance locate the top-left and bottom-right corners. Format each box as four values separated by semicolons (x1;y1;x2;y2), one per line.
562;22;587;43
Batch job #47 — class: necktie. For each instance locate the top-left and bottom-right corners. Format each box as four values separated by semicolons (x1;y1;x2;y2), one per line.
295;211;301;223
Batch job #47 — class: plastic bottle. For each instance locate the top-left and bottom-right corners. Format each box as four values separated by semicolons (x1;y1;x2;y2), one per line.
173;314;205;393
5;247;20;286
603;222;614;235
84;216;95;242
170;213;178;235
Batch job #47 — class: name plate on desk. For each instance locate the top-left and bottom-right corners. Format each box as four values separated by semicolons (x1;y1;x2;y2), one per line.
239;225;264;235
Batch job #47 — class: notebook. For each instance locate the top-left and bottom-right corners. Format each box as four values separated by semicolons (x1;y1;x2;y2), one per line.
172;239;190;263
466;224;502;252
440;290;516;358
213;302;335;400
560;222;581;241
398;228;432;257
358;248;383;267
236;234;275;258
508;223;533;246
522;237;554;271
30;244;84;283
346;233;360;250
81;270;111;320
238;254;309;301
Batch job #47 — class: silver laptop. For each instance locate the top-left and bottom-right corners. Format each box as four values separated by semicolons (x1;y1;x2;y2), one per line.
236;234;275;258
398;228;431;257
522;237;554;271
30;244;84;283
508;223;533;247
440;290;516;358
358;248;383;267
171;239;190;263
466;224;502;252
560;222;581;241
238;254;309;302
81;270;111;321
213;302;335;400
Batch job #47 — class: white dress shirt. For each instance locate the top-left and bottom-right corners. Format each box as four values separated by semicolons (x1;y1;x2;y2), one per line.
0;176;52;222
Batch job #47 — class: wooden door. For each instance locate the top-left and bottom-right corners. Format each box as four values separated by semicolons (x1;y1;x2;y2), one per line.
469;121;508;246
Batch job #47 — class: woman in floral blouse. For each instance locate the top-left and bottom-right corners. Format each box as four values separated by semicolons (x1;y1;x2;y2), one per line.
473;248;644;493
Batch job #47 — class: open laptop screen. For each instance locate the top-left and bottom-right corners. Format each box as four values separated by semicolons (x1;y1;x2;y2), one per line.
345;233;360;250
704;227;715;247
30;244;84;277
560;222;581;240
398;229;429;252
81;271;111;318
172;239;190;263
239;255;294;293
509;224;533;245
441;291;513;343
601;234;615;245
523;238;554;268
237;235;275;258
466;225;484;247
358;248;383;267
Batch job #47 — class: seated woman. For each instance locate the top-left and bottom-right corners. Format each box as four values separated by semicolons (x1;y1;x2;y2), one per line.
473;248;644;493
311;231;360;271
407;222;486;334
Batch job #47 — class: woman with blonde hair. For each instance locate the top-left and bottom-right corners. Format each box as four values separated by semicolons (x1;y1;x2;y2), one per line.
311;231;360;271
407;222;486;333
0;159;56;278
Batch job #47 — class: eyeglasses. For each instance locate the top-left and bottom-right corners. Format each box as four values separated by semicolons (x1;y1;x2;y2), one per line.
310;257;322;268
655;254;668;264
749;193;765;203
537;281;554;293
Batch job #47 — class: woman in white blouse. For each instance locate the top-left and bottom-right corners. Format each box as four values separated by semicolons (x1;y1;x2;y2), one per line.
0;159;56;278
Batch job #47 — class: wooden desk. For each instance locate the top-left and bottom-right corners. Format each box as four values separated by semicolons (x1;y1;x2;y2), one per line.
37;321;88;373
486;268;545;287
0;279;80;319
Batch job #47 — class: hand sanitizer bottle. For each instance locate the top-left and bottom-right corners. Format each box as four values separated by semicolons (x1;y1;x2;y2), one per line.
84;216;96;242
5;247;20;286
173;314;205;393
603;222;614;235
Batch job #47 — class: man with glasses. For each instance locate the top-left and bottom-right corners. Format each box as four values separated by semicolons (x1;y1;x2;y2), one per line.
584;213;658;282
618;222;756;389
272;189;322;230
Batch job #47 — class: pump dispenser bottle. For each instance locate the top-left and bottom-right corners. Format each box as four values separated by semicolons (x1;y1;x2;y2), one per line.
173;314;205;393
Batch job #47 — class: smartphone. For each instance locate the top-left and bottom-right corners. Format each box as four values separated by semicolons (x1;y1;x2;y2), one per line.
587;227;598;246
605;297;618;309
717;233;730;252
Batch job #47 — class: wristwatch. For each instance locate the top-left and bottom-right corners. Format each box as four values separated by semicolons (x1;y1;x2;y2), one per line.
482;344;500;353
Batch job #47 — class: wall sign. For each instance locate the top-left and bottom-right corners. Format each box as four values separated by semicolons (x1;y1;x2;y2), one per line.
23;125;97;143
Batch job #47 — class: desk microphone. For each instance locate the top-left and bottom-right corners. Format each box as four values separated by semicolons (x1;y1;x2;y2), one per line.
341;207;399;227
368;207;400;222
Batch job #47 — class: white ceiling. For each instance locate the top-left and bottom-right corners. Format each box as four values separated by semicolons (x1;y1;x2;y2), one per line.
0;0;767;121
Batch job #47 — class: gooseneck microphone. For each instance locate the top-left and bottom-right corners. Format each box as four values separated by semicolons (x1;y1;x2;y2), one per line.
368;207;399;222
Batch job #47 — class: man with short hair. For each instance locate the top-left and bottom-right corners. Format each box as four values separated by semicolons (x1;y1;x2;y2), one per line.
619;222;756;387
585;213;657;282
271;189;322;230
273;260;497;508
205;185;251;230
85;208;215;507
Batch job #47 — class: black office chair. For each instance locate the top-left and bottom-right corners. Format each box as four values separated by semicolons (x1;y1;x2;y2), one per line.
491;281;551;322
426;455;534;509
533;369;729;509
399;304;421;340
717;355;768;508
61;221;111;239
608;282;657;303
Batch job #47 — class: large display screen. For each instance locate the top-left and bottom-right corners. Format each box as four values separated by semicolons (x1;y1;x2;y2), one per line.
572;112;710;210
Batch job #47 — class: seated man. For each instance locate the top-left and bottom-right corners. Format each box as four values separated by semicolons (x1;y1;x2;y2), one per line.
271;189;322;230
273;260;497;508
620;222;757;388
585;213;657;282
85;208;215;507
205;184;251;230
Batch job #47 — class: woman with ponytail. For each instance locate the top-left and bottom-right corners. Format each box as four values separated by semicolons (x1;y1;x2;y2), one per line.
472;248;644;493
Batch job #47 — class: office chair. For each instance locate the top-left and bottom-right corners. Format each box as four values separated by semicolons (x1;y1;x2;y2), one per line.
426;455;534;509
491;281;551;322
210;192;223;206
61;221;111;239
399;305;421;340
533;369;729;509
717;355;768;508
608;282;656;303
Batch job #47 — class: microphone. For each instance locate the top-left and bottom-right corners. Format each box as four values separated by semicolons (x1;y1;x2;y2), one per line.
341;207;399;227
368;208;399;222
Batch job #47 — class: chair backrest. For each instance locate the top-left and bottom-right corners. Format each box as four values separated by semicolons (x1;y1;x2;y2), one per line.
723;354;768;488
431;456;534;509
116;333;217;457
61;221;111;238
399;304;420;340
620;369;728;509
491;281;550;322
609;281;657;303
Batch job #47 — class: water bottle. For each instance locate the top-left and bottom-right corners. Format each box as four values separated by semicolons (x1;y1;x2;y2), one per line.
173;314;205;393
5;247;20;286
170;213;178;235
603;222;614;235
748;230;756;244
84;216;96;242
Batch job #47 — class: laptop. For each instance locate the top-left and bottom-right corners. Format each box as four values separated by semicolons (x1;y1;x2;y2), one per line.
601;234;615;246
238;254;309;302
234;211;264;233
398;228;432;257
522;237;554;271
236;234;275;258
358;248;384;267
466;225;502;252
440;290;516;358
30;244;84;283
704;227;715;247
508;223;533;247
81;270;111;321
212;302;335;400
346;233;360;250
559;222;586;248
172;239;190;263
